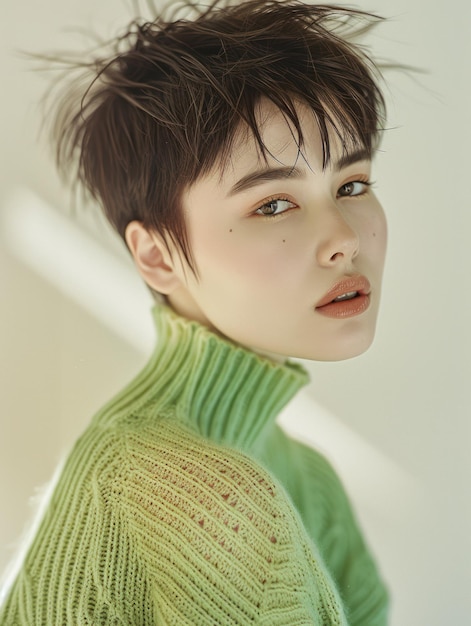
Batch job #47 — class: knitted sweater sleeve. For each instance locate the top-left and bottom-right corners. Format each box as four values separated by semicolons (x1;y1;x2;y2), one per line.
0;419;349;625
0;426;155;625
119;419;348;625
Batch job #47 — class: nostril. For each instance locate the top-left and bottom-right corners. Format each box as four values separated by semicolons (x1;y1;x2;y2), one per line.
315;214;360;266
329;251;343;262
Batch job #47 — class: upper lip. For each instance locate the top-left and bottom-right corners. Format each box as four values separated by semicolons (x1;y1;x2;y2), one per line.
316;275;371;308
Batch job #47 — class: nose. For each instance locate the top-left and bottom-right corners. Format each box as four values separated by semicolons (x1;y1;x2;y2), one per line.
315;206;360;267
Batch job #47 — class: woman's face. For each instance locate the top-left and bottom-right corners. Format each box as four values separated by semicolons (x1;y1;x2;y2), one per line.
165;101;387;361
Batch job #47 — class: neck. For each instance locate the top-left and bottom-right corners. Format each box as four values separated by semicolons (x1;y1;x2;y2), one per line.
112;305;310;453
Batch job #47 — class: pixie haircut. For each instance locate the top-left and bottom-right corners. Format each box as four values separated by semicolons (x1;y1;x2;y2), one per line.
52;0;386;270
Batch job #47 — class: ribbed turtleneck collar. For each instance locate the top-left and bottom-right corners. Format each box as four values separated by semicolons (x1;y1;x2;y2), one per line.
135;305;310;453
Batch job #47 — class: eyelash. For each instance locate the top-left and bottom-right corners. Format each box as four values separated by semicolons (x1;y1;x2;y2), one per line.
337;179;374;199
253;196;297;218
253;179;374;219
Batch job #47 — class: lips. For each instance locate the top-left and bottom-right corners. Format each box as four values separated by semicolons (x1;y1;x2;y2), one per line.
315;275;371;318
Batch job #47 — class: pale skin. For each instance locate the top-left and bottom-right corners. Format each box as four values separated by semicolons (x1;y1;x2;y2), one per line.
126;100;387;362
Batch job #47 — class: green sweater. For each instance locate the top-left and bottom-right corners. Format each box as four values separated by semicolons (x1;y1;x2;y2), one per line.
0;305;388;625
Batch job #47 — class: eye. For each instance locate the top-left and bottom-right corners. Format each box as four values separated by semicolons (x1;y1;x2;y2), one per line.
254;198;297;217
337;180;372;198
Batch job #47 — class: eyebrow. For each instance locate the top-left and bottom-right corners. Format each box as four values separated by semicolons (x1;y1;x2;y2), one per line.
227;166;303;196
334;148;371;172
227;148;371;197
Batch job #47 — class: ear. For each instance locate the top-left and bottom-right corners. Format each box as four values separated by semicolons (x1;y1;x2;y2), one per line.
125;221;182;294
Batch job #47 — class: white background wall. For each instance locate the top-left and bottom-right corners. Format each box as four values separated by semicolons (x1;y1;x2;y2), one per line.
1;1;469;624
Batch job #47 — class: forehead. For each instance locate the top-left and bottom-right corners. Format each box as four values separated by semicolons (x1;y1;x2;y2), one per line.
214;99;366;186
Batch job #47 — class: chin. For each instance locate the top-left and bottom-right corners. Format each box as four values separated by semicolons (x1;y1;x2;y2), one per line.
288;325;378;362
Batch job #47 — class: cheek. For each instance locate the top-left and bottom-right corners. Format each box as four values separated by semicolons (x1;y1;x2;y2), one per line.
375;209;388;258
193;223;297;283
361;205;387;262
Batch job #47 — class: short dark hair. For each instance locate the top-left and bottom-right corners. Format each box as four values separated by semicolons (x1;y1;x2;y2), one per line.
51;0;386;270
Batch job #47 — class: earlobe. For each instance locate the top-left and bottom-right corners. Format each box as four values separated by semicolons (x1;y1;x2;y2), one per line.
125;221;182;294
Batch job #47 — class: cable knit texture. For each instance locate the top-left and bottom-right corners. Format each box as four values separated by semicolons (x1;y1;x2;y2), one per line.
0;305;388;625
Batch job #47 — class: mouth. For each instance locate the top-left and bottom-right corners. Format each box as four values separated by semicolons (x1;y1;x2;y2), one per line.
315;275;371;318
332;291;359;302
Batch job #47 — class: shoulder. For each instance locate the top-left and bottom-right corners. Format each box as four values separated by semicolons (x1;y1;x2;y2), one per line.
119;418;290;517
61;409;286;507
55;412;291;535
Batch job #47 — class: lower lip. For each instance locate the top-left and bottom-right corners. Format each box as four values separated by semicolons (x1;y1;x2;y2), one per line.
315;294;370;318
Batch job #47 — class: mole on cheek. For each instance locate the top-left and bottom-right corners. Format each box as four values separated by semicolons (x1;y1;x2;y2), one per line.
229;229;233;233
282;239;286;243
